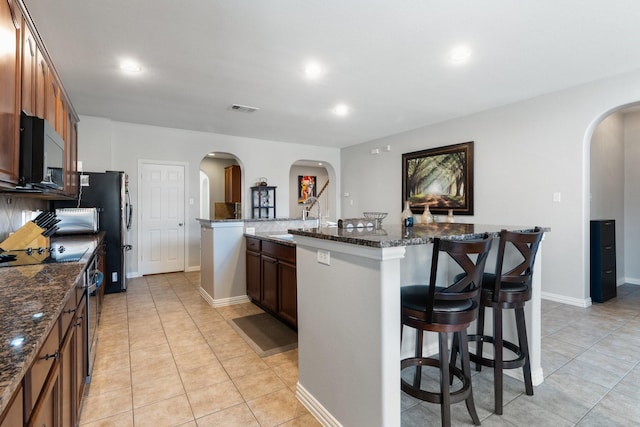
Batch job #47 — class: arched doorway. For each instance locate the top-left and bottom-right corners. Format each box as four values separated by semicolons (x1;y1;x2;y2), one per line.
200;152;242;219
289;160;336;223
588;103;640;300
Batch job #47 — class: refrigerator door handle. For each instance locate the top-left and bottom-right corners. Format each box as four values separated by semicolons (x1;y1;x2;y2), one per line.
126;203;133;230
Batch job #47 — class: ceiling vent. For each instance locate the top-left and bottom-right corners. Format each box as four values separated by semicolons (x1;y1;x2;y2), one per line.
230;104;259;113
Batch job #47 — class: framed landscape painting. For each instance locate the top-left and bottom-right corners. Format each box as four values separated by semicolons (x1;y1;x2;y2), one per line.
402;141;474;215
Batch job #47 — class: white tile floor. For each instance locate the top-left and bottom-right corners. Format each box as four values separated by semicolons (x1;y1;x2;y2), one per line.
79;272;319;427
80;272;640;426
401;283;640;426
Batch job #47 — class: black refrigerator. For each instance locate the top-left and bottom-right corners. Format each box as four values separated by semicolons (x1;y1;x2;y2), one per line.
54;171;132;293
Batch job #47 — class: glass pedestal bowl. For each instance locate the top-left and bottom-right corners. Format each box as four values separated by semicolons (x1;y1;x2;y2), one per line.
363;212;388;229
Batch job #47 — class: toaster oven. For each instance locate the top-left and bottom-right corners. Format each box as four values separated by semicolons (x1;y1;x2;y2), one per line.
55;208;99;234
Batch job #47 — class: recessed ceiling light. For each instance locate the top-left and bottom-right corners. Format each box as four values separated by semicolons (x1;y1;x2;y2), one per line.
333;104;350;117
318;162;323;166
207;153;216;157
304;61;324;79
119;59;142;74
449;45;471;64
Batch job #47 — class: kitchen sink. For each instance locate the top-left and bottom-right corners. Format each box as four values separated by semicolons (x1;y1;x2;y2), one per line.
269;234;295;241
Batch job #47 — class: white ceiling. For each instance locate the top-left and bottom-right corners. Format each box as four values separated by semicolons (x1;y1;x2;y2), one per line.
23;0;640;148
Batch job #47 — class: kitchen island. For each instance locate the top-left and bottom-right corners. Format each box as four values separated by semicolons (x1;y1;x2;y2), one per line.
289;223;545;427
197;217;313;307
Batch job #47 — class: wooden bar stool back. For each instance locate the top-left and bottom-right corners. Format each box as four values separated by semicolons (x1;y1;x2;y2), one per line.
463;227;544;415
401;236;492;427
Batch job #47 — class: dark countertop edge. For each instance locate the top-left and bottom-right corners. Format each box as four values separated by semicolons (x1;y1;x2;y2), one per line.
0;233;103;415
197;217;311;224
244;232;296;247
286;224;549;248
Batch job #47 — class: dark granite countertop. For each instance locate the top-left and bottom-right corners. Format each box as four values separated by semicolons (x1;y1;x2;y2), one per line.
287;223;547;248
0;233;103;414
198;217;308;224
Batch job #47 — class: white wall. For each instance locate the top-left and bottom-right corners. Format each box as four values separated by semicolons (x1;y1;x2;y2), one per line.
624;111;640;284
77;118;341;275
590;113;625;282
341;69;640;305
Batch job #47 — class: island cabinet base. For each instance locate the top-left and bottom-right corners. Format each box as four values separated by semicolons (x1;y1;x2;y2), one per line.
246;236;297;330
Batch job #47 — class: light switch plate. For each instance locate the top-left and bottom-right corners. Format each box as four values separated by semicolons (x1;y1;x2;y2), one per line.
317;249;330;265
245;227;255;235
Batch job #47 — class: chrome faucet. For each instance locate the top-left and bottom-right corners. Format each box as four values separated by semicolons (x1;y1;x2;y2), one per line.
302;196;321;225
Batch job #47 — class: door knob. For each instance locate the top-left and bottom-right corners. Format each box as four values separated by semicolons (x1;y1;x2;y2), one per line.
178;223;184;226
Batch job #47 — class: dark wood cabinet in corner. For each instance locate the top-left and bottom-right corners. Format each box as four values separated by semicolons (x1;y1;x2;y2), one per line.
224;165;241;203
590;219;617;303
246;236;297;329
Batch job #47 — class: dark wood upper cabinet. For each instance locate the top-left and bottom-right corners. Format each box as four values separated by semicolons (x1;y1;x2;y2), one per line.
0;0;21;187
35;54;46;118
21;19;36;115
0;0;79;196
225;165;241;203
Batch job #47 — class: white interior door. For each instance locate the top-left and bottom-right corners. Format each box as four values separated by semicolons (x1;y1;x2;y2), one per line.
140;162;185;275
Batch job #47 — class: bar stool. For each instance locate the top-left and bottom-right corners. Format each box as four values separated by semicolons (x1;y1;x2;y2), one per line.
401;236;492;427
454;227;543;415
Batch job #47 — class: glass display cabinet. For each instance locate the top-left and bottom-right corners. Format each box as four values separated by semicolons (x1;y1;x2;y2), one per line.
251;186;276;218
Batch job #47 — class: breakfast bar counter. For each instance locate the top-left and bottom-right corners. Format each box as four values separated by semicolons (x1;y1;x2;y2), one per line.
288;223;545;427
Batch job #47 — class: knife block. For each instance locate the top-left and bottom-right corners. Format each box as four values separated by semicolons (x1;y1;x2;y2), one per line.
0;222;50;265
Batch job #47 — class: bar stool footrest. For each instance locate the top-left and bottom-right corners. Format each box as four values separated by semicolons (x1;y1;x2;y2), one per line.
467;334;526;370
401;357;471;404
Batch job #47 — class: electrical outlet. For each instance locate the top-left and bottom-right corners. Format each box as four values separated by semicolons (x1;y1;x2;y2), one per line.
317;250;330;265
246;227;255;235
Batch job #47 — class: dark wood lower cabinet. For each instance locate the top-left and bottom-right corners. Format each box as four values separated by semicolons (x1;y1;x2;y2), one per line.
246;237;297;329
74;296;87;419
20;289;87;427
28;365;60;427
261;255;279;313
60;324;74;427
246;250;261;301
278;261;297;327
0;385;23;427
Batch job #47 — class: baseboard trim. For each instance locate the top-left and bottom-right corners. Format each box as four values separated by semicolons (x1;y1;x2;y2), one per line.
541;292;591;308
185;265;200;272
622;277;640;285
198;287;250;307
296;383;343;427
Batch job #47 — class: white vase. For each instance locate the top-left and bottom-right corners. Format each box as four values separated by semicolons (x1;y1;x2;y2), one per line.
446;209;455;223
421;206;433;224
